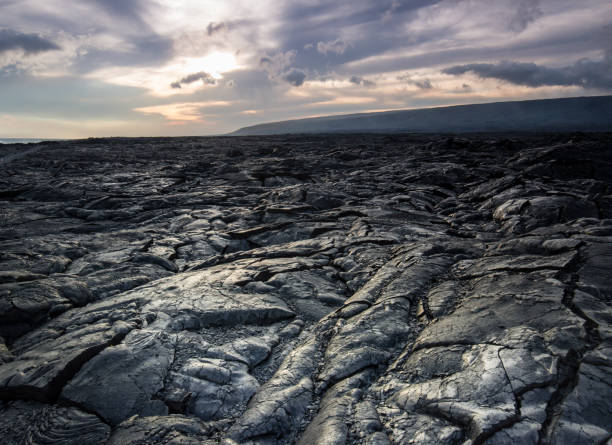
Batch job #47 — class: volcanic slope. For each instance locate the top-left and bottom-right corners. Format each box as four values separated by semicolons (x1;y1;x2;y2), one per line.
0;133;611;445
231;96;612;135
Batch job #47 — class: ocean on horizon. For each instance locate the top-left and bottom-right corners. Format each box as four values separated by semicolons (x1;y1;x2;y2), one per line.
0;138;46;144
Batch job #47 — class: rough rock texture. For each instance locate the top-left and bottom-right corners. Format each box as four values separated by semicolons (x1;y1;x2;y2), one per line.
1;133;611;444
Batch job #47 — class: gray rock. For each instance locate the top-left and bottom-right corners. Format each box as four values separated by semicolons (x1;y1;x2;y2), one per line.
0;275;93;341
549;353;612;445
0;401;110;445
166;357;259;420
108;414;217;445
1;134;611;444
61;327;176;425
0;338;12;364
227;336;321;442
0;319;134;402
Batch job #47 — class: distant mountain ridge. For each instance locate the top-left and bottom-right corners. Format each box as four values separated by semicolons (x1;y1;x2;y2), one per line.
230;95;612;135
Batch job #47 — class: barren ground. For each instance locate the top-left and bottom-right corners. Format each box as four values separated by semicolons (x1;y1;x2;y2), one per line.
0;133;611;444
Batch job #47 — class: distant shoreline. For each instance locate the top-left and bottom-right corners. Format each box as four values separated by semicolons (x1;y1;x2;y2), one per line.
0;138;54;144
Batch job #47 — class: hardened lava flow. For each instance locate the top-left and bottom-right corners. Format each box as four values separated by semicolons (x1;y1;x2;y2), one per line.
0;133;611;444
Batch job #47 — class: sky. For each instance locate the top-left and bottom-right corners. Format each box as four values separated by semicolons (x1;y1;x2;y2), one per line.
1;0;611;138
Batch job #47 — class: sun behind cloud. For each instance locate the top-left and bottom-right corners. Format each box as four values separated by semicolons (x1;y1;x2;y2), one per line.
89;51;240;97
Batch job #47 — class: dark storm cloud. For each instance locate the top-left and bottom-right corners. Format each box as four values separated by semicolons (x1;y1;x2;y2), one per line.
349;75;375;87
0;29;60;54
443;57;612;90
171;71;216;89
282;68;306;86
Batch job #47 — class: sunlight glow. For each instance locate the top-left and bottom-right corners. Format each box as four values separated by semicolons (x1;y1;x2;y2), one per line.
183;52;239;79
90;52;240;97
134;101;230;121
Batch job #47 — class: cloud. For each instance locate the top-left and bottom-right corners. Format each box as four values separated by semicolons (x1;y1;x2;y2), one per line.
170;71;216;89
90;0;140;16
349;75;375;87
134;100;230;121
414;79;432;89
442;57;612;90
0;29;60;55
316;38;350;55
221;68;273;95
397;74;433;89
88;0;151;31
509;0;542;33
74;33;174;73
207;22;227;36
283;68;306;86
277;0;445;72
259;50;306;86
0;1;175;75
260;50;296;73
3;0;612;137
382;0;401;20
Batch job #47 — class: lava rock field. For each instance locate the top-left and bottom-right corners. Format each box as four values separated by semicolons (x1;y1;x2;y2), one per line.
0;133;611;444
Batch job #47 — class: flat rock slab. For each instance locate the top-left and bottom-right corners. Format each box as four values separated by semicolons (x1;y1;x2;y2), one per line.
0;320;133;402
61;327;176;425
